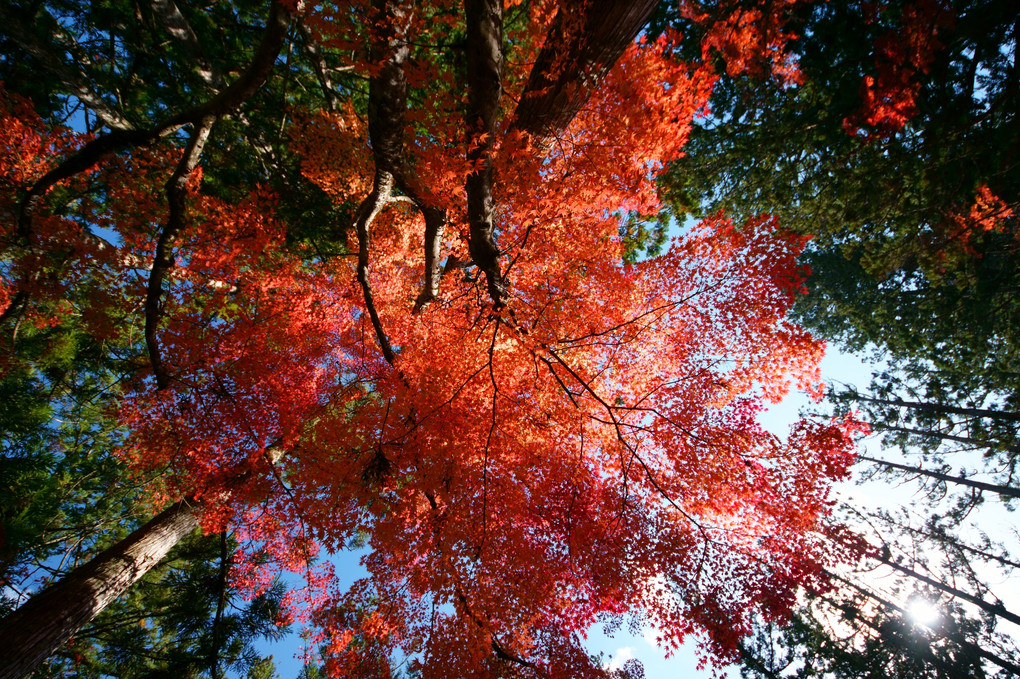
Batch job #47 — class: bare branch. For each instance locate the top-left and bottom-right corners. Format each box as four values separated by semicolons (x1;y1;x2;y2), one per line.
860;454;1020;500
355;172;398;365
145;115;216;389
296;20;340;112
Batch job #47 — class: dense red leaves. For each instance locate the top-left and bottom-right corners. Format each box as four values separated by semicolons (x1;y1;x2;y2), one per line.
685;0;807;86
843;0;954;138
0;87;82;191
0;4;873;676
0;85;89;326
291;107;373;204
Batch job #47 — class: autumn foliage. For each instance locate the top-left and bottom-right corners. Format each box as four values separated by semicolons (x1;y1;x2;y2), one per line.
843;0;955;138
0;0;881;675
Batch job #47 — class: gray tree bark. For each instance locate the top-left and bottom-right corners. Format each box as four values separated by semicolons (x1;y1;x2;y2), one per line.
861;454;1020;500
0;500;202;679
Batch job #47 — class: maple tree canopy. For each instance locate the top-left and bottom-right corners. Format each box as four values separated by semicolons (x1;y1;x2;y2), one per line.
0;0;872;675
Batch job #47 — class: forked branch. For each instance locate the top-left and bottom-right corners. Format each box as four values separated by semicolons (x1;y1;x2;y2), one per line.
145;115;216;389
355;172;398;365
459;0;660;308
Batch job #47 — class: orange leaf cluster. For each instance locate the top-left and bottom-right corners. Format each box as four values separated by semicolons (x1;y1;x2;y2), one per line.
919;184;1017;274
684;0;807;86
843;0;954;138
0;5;867;674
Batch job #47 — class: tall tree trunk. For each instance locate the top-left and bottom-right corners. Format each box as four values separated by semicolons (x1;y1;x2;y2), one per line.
209;530;231;679
0;443;285;679
846;393;1020;421
510;0;660;149
860;454;1020;500
869;422;988;446
0;499;202;679
873;551;1020;627
830;572;1020;676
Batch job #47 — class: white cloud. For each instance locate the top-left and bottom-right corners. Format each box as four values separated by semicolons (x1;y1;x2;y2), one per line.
606;646;636;671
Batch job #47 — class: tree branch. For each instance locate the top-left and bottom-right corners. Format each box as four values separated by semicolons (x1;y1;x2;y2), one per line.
510;0;660;151
5;0;299;336
861;454;1020;500
0;5;135;131
17;0;300;242
873;547;1020;626
359;1;453;315
209;530;230;679
355;172;398;365
367;0;412;177
411;201;449;311
145;115;216;389
296;20;340;112
464;0;505;308
147;0;226;91
828;571;1020;676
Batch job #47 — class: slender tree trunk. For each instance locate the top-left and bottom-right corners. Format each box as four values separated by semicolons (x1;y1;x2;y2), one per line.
0;499;202;679
873;552;1020;627
875;511;1020;571
209;530;230;679
860;454;1020;500
869;422;989;446
847;394;1020;421
830;572;1020;676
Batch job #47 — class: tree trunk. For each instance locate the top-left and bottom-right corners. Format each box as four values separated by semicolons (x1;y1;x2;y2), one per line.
0;499;201;679
510;0;660;149
847;393;1020;421
873;552;1020;627
830;572;1020;676
870;422;988;446
464;0;505;306
0;442;284;679
860;454;1020;500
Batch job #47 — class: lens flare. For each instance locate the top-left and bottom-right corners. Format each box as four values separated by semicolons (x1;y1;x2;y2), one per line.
907;598;941;627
